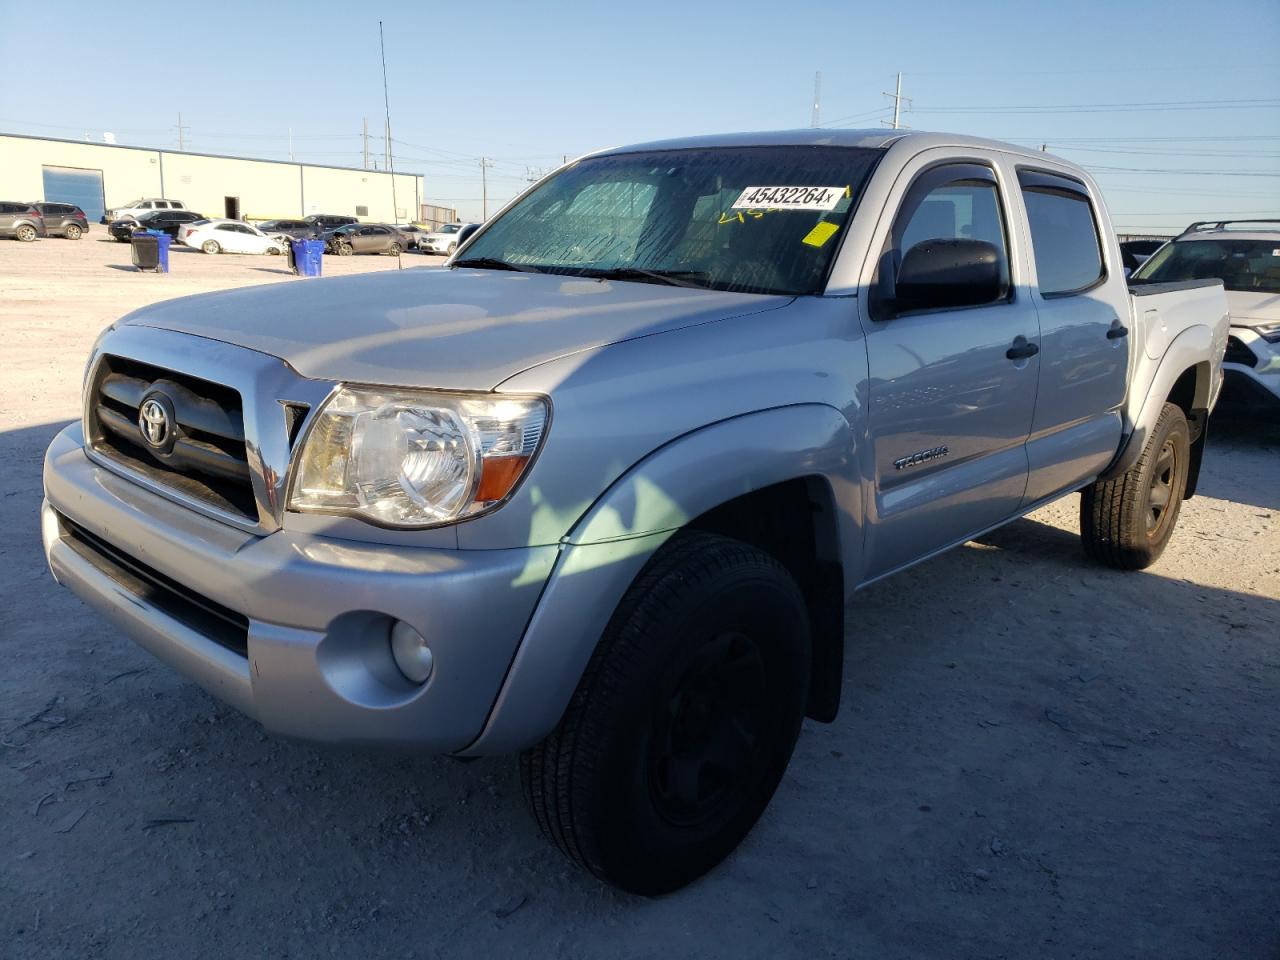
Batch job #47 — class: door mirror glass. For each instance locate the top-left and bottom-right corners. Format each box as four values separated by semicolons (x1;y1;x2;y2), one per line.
894;238;1006;313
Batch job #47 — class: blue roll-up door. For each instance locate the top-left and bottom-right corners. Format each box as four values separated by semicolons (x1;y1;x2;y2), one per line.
42;166;106;222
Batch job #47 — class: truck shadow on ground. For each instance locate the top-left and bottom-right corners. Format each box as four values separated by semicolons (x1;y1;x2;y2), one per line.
6;419;1278;957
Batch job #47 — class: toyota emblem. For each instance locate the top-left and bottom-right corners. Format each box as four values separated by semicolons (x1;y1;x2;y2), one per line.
138;396;172;450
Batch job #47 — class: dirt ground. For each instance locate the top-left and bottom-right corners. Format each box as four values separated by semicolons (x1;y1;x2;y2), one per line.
2;233;1277;960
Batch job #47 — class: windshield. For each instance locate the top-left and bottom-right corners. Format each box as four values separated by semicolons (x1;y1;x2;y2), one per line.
457;145;883;295
1134;238;1280;294
439;223;461;234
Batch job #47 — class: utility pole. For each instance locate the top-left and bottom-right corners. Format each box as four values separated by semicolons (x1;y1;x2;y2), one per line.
175;112;190;150
288;127;294;162
362;118;370;170
480;157;494;220
881;73;911;130
810;70;822;127
384;118;391;170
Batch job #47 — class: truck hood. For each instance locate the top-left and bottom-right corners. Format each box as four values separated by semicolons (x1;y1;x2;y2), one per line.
121;267;791;390
1226;289;1280;324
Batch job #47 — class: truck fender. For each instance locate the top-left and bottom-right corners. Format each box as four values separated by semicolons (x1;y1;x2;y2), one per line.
458;403;853;756
1099;325;1215;484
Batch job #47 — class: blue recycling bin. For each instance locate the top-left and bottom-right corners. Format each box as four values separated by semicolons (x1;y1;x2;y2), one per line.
130;230;171;273
290;238;324;277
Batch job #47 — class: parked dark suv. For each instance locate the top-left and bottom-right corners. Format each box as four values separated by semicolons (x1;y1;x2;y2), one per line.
258;219;320;241
305;214;358;232
31;202;90;239
110;209;205;242
0;202;47;241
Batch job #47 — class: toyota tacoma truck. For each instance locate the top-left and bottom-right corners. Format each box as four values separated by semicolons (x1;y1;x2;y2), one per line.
42;130;1228;895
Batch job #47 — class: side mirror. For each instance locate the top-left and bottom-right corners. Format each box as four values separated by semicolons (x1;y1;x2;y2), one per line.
893;238;1005;314
456;223;481;248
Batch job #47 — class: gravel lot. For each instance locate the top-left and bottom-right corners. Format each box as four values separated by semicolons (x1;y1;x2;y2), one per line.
2;233;1278;960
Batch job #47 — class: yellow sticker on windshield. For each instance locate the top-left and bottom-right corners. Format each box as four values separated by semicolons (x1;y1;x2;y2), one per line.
802;222;840;248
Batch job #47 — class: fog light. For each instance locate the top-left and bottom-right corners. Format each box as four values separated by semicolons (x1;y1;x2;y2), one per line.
390;621;433;684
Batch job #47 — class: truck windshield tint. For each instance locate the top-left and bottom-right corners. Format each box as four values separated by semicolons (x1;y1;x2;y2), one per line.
457;146;883;296
1135;238;1280;294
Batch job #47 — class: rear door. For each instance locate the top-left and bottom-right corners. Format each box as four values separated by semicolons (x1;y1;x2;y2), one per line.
1014;168;1130;504
858;151;1040;579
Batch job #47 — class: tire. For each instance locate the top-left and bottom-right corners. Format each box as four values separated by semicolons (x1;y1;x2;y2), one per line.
520;531;811;895
1080;402;1190;570
266;246;281;255
15;225;37;242
201;240;221;255
64;224;83;240
337;243;353;257
388;242;402;256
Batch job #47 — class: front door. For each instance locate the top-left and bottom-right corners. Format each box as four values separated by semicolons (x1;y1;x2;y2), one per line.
860;157;1040;579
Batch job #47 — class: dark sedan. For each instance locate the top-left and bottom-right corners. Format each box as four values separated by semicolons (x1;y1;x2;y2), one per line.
110;209;205;242
321;223;404;256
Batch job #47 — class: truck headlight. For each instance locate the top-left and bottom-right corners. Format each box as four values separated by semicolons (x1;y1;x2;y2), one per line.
287;385;548;528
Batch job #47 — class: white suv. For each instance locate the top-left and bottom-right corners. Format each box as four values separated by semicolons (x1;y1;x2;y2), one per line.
1133;220;1280;414
106;198;187;223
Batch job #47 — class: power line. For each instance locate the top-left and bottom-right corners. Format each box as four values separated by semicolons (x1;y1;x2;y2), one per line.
916;97;1280;115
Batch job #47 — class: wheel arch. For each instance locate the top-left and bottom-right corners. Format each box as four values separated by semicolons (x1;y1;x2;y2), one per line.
1100;326;1216;496
459;404;855;756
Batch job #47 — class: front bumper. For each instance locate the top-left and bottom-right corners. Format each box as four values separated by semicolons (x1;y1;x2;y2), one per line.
43;423;558;752
1220;325;1280;413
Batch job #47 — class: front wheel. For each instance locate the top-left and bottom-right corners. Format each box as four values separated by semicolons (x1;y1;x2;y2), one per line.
15;225;37;242
521;531;810;895
336;243;353;256
1080;402;1191;570
447;242;457;255
64;224;83;240
201;240;221;255
388;242;402;256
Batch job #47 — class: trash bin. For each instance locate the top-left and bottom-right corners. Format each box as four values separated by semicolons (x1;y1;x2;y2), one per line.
130;230;171;273
290;238;324;278
130;233;160;272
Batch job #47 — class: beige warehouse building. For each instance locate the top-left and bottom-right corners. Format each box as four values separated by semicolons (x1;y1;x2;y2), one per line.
0;132;425;224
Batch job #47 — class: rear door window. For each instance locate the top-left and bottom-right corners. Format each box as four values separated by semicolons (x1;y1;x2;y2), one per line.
1017;170;1105;296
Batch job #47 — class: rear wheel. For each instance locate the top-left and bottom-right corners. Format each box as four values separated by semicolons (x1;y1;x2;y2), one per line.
1081;402;1190;570
15;225;37;242
201;240;221;255
521;531;810;895
64;223;83;240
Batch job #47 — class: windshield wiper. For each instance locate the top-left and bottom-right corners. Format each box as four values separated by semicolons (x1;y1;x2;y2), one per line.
579;267;711;289
452;257;542;273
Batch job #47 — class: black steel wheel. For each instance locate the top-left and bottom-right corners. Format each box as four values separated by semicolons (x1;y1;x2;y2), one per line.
1081;402;1191;570
521;531;810;895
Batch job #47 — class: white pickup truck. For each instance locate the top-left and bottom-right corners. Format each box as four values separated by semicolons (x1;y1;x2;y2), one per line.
42;130;1228;894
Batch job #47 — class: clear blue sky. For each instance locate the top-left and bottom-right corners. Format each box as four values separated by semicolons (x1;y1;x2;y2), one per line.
3;0;1277;229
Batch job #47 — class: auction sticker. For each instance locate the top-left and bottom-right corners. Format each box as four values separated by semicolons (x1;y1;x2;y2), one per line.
731;185;845;211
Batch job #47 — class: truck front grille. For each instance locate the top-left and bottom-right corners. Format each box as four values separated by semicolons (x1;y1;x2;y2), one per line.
88;355;258;521
58;512;249;657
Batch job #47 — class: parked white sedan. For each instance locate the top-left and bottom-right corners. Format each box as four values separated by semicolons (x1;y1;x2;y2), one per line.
183;220;286;256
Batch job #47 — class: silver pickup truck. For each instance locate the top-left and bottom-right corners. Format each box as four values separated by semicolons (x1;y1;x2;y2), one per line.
42;130;1228;895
